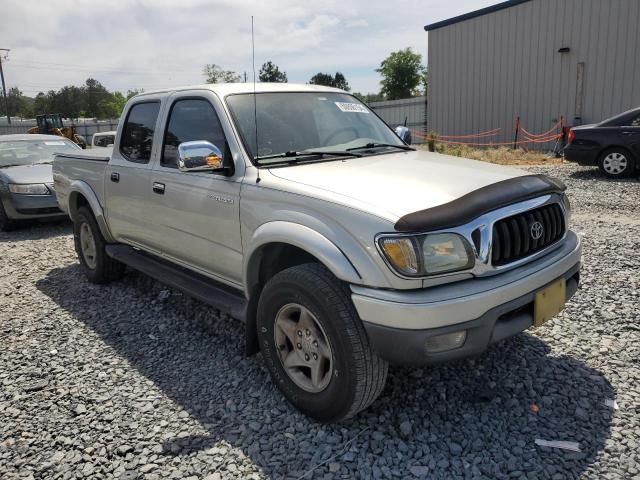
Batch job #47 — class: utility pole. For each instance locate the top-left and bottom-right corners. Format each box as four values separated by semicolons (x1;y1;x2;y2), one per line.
0;48;10;124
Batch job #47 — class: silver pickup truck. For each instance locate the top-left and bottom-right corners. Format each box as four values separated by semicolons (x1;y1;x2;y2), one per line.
53;83;581;422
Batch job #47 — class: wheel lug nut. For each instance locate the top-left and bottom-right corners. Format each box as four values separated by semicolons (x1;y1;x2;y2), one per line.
313;353;318;360
297;343;302;349
297;330;302;336
305;329;310;336
305;354;310;361
313;340;318;347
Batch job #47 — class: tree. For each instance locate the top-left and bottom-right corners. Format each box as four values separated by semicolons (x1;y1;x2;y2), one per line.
0;87;33;118
126;88;144;100
352;92;385;103
203;64;241;83
258;61;287;83
100;91;127;118
309;72;350;91
83;78;111;118
376;48;426;100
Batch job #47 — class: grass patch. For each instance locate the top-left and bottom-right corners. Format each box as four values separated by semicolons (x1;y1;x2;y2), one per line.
416;144;564;166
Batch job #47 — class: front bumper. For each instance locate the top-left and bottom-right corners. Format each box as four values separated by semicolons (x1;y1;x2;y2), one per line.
352;232;582;366
1;192;66;220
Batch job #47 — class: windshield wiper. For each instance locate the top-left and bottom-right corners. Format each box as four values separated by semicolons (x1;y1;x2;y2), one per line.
346;142;415;152
255;150;363;164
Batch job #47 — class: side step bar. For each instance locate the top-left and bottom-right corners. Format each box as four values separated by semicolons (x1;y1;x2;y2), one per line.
105;244;247;321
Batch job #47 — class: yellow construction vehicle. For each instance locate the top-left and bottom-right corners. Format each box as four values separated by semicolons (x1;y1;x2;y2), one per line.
27;114;87;148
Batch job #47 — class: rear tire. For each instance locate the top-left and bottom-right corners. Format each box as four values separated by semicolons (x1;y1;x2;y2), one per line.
74;206;125;284
0;201;17;232
257;263;388;422
598;148;636;178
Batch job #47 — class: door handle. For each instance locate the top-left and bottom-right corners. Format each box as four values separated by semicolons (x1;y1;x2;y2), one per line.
110;172;120;182
152;182;165;194
622;131;636;136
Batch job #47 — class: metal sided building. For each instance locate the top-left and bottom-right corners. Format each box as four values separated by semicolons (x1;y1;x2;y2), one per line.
425;0;640;146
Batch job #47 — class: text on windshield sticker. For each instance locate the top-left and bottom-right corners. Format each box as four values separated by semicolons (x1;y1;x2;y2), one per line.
44;141;67;145
335;102;369;113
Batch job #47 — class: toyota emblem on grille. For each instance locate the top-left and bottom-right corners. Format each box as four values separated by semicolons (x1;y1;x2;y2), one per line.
530;221;544;240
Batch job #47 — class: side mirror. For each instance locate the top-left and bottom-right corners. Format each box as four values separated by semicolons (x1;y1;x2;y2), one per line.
178;141;230;174
395;126;412;145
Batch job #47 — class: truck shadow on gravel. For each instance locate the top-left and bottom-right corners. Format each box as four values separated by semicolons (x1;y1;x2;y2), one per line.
37;265;614;479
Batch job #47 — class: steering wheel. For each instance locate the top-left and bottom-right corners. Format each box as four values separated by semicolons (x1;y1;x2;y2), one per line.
323;127;359;146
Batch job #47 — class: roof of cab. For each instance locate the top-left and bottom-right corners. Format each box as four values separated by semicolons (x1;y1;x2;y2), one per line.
135;82;346;98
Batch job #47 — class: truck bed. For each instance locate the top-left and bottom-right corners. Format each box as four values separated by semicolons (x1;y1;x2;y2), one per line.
53;152;110;216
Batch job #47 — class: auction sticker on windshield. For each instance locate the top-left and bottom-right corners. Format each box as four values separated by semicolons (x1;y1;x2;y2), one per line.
45;141;67;145
335;102;370;113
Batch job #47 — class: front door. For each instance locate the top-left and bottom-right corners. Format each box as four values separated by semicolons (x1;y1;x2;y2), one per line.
148;94;243;286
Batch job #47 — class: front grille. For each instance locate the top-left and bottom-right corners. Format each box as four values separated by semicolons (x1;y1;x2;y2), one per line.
491;203;565;266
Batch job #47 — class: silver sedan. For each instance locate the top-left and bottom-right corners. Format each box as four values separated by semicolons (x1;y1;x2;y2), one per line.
0;134;80;231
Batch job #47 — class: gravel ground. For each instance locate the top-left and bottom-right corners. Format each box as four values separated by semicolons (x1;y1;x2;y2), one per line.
1;164;639;480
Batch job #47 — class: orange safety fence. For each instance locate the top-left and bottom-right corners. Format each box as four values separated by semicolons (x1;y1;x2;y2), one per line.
520;120;563;140
434;128;501;139
415;117;565;147
434;133;562;147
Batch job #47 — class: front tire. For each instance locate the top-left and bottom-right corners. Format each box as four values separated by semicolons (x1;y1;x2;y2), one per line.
74;206;125;284
257;263;388;422
598;148;636;178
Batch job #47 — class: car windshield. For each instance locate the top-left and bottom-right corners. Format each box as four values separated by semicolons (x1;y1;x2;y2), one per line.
0;139;80;168
226;92;405;165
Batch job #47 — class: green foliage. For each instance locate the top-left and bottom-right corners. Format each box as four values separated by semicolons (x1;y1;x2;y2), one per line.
309;72;350;91
376;48;426;100
259;61;287;83
2;79;146;120
203;64;241;84
0;87;34;118
100;91;127;119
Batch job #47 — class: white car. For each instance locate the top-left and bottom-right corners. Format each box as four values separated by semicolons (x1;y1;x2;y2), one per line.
91;131;116;149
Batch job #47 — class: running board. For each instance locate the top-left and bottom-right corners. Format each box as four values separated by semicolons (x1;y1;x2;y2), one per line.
105;244;247;321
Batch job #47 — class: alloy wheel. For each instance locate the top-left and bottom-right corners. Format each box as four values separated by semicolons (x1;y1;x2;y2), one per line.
273;303;334;393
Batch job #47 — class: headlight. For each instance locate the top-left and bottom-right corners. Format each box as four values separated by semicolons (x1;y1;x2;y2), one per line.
8;183;50;195
379;233;474;277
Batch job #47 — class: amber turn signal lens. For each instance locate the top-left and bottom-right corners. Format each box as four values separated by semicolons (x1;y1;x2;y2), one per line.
379;237;419;276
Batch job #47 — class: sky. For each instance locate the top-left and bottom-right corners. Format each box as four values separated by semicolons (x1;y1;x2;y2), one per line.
0;0;498;97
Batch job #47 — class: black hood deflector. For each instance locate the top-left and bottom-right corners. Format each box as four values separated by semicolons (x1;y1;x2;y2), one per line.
394;174;566;232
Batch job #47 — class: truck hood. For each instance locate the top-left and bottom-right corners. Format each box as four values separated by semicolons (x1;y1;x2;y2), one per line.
267;150;528;221
0;163;53;184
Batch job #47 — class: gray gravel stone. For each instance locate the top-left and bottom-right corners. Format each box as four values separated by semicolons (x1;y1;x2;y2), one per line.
0;165;638;479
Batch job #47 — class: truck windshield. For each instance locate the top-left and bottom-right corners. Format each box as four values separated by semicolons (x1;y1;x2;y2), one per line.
226;92;405;165
0;139;80;168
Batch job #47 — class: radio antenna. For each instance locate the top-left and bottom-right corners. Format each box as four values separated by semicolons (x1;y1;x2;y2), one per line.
252;16;261;183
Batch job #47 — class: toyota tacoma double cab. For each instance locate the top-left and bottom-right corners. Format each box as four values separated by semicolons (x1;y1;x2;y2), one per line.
53;83;581;422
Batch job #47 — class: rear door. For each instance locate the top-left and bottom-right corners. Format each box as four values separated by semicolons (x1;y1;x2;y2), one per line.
105;98;165;252
621;111;640;159
148;91;244;286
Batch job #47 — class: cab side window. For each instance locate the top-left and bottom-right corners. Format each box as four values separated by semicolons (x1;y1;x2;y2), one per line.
162;99;226;169
630;115;640;127
120;102;161;163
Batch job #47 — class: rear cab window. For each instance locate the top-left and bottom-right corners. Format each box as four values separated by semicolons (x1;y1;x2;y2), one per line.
120;102;161;163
